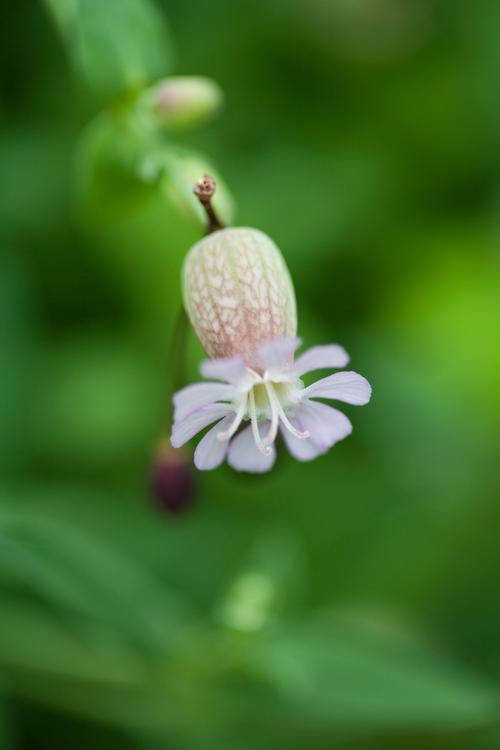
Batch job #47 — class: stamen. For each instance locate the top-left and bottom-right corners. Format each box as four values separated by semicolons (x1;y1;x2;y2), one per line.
248;389;271;455
217;392;248;442
275;398;310;441
263;381;280;446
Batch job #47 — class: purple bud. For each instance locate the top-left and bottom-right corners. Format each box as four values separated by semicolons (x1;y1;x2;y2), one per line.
150;443;195;515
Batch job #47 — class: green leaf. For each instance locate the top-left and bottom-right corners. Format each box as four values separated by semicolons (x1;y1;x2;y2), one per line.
44;0;174;98
76;110;235;227
248;613;499;731
0;601;171;731
0;601;142;685
0;510;189;647
75;108;158;221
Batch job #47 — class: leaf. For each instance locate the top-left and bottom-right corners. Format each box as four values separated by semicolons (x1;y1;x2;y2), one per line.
76;110;235;227
247;613;500;731
0;510;189;647
44;0;174;98
0;601;170;732
75;108;158;221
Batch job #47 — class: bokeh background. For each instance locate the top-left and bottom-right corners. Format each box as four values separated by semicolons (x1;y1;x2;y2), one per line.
1;1;500;748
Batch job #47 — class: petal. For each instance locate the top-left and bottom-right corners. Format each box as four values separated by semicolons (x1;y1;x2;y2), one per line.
280;423;329;462
200;355;246;384
227;423;276;473
173;382;236;421
295;400;352;448
171;403;233;448
305;371;372;405
194;415;233;471
293;344;350;377
256;336;301;374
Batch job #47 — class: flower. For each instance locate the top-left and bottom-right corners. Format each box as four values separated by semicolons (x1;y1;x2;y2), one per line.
171;336;371;472
170;225;371;472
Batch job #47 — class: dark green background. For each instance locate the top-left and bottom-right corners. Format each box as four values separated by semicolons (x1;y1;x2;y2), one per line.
1;1;500;748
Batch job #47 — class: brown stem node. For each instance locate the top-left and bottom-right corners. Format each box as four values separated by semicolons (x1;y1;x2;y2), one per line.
193;174;224;234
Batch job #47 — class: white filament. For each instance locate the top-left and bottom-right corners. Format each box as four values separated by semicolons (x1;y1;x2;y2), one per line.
216;372;309;453
217;391;248;442
248;389;270;455
263;381;280;447
274;393;310;440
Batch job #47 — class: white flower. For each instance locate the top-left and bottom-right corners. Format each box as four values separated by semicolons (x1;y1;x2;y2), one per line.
171;336;371;473
171;226;371;472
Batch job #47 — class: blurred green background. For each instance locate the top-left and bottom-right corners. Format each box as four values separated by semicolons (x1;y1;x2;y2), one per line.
1;1;500;748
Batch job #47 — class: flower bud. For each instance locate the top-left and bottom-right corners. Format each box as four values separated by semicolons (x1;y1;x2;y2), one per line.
146;76;223;131
182;227;297;369
150;443;195;514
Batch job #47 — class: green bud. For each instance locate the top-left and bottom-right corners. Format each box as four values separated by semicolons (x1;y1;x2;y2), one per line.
144;76;223;131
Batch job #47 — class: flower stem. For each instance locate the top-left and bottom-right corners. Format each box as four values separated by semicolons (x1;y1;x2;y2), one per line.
193;174;224;234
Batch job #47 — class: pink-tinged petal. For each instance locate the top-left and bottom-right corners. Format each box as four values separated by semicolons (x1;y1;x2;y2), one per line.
305;371;372;405
200;355;246;384
227;423;276;473
280;423;329;462
194;415;233;471
293;344;350;377
171;403;233;448
295;400;352;448
256;336;301;375
173;382;236;421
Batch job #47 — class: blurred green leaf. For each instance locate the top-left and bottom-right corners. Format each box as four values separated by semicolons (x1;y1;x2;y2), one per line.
0;601;172;732
75;108;158;222
248;613;499;730
0;510;188;646
0;601;142;685
76;110;235;229
44;0;173;98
